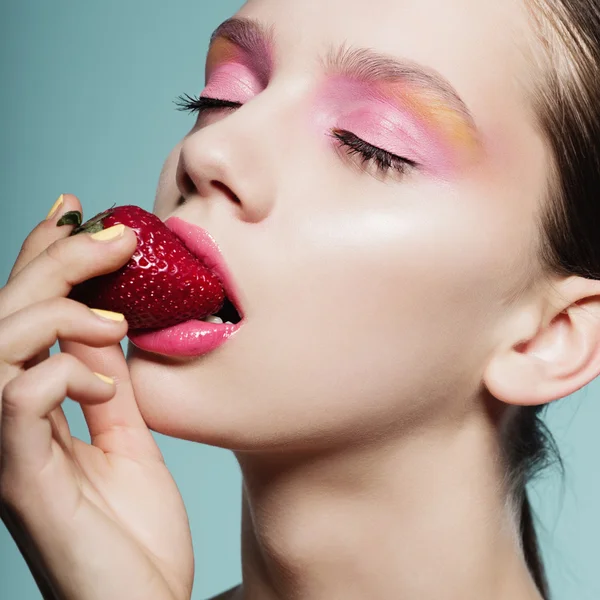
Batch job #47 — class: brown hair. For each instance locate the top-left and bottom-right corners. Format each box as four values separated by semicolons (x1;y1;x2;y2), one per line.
503;1;600;598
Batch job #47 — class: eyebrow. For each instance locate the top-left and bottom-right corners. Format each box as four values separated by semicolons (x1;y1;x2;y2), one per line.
323;45;477;131
210;17;274;85
210;18;477;133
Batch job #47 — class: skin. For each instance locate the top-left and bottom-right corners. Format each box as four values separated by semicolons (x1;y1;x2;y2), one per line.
2;0;600;599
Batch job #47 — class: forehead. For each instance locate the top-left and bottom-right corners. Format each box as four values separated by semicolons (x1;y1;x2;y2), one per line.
237;0;538;135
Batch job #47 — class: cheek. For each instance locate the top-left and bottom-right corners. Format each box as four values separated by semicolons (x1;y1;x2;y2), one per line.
256;183;516;399
291;179;535;386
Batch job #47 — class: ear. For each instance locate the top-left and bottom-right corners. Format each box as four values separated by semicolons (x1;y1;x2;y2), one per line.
483;275;600;406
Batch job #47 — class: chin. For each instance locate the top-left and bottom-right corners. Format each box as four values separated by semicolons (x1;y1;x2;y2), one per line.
124;337;404;455
125;341;277;451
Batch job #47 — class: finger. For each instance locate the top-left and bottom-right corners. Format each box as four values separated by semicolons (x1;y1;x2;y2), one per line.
7;194;82;282
47;406;73;454
0;215;137;319
0;297;124;454
0;298;127;367
1;352;115;474
5;194;84;373
60;339;163;461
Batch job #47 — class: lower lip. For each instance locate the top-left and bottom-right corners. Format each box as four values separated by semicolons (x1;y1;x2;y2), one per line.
128;320;242;358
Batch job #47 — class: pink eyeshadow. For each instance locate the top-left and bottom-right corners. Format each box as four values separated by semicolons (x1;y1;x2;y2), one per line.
203;63;261;102
315;77;466;177
337;106;455;174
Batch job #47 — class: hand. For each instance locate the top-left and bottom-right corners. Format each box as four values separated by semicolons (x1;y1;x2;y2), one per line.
0;195;194;600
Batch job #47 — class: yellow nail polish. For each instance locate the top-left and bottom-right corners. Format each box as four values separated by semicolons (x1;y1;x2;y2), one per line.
94;372;115;385
90;308;125;322
46;194;64;220
90;224;125;241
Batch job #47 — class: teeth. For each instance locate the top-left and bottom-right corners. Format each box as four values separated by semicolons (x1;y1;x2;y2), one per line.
225;321;233;324
204;315;224;324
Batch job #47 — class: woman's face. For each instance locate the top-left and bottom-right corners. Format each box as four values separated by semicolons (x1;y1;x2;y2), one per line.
127;0;549;450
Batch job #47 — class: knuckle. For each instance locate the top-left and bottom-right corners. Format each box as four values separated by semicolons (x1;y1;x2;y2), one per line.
2;377;27;418
49;352;79;374
44;236;71;268
45;296;81;318
2;378;29;417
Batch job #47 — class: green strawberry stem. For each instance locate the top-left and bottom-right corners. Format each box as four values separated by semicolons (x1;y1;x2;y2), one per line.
56;211;82;229
56;204;117;236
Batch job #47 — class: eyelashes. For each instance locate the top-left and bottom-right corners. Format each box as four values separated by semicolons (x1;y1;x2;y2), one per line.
329;129;416;177
174;93;241;113
174;93;417;178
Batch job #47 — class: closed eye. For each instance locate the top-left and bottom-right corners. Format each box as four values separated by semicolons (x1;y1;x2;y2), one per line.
330;129;417;178
174;94;418;179
174;93;242;115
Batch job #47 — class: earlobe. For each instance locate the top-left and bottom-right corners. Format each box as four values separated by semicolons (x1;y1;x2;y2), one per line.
483;280;600;407
483;342;550;407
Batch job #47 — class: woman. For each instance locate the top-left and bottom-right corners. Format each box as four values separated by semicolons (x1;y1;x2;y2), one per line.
1;0;599;598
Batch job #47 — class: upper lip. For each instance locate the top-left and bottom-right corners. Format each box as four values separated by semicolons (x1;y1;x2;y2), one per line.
164;216;244;320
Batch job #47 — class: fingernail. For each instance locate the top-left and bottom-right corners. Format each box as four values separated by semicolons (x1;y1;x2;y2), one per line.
90;224;125;241
46;194;64;220
90;308;125;322
94;372;115;385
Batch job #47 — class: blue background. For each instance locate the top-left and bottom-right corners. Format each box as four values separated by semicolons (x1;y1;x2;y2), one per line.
0;2;599;599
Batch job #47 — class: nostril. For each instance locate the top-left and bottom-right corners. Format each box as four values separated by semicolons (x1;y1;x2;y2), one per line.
211;180;241;205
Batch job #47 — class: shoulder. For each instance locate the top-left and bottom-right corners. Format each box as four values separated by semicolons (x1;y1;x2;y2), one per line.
207;584;242;600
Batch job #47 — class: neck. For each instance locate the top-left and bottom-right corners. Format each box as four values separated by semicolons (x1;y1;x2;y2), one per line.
233;414;543;600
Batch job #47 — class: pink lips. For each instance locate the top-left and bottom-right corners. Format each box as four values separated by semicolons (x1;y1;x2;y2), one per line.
164;216;243;315
127;217;244;358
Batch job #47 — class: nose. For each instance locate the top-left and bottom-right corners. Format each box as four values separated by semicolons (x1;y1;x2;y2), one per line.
176;109;276;223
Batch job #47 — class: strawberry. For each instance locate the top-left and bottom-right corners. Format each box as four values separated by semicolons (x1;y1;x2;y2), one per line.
57;205;225;330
